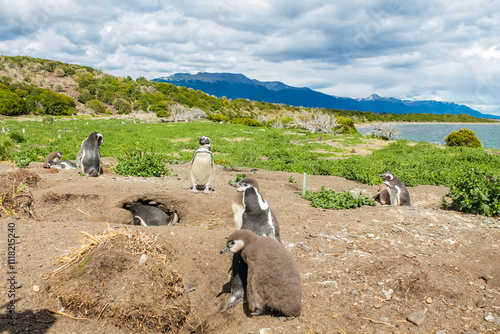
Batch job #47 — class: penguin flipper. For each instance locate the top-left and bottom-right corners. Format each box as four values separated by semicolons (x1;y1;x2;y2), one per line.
225;253;247;311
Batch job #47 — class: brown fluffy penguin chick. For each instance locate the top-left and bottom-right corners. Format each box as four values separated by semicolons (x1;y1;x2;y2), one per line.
43;151;63;168
221;230;302;317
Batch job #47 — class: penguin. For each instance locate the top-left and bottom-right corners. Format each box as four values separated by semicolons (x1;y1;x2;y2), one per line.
372;184;391;205
225;177;281;311
189;136;215;194
47;160;78;169
128;202;178;226
230;177;280;240
43;151;63;168
378;172;411;206
76;132;103;177
221;229;302;317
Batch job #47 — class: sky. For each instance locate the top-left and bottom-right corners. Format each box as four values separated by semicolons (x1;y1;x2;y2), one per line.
1;0;499;115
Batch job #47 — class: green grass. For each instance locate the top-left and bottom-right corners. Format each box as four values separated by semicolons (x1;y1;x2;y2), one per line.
2;118;500;187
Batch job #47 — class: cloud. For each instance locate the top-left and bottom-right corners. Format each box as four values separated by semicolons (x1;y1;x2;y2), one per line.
0;0;499;115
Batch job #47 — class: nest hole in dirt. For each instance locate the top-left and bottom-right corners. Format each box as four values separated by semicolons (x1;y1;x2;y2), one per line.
122;197;180;226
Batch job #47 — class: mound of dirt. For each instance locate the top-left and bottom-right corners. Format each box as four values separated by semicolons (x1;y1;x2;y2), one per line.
42;231;192;333
0;170;39;219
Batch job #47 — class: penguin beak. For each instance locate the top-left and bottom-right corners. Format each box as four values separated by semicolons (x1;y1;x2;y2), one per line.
229;182;239;188
377;174;384;177
220;246;230;254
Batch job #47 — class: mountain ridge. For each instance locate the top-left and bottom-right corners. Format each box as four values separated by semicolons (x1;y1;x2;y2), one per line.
154;72;500;119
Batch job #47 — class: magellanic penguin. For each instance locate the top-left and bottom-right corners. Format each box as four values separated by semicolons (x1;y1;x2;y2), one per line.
43;151;63;168
189;136;215;194
378;172;411;206
128;202;178;226
221;229;302;317
224;177;281;311
230;177;280;240
76;132;103;177
47;160;78;169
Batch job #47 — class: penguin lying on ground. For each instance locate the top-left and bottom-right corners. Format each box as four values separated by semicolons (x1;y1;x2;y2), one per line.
47;160;78;169
224;177;281;311
221;229;302;317
76;132;103;177
378;172;411;206
43;151;63;168
128;202;178;226
189;136;215;194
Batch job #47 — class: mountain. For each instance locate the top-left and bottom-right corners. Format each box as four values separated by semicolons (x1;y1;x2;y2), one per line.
153;73;500;119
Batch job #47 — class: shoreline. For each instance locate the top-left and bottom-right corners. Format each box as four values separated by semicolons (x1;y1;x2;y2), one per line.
355;121;500;128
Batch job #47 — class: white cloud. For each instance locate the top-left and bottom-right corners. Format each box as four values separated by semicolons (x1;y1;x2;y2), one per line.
0;0;499;115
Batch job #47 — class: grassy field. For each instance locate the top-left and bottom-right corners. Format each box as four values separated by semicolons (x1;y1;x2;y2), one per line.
2;117;500;187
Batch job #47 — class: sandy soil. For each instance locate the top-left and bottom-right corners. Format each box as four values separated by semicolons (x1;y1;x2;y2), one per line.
0;160;499;334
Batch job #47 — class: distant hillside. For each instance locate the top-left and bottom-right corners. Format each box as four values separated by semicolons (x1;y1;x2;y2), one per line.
154;73;500;119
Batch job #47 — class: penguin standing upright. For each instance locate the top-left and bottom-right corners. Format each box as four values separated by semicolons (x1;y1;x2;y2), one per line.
189;136;215;194
221;229;302;317
378;172;411;206
224;177;281;310
76;132;103;177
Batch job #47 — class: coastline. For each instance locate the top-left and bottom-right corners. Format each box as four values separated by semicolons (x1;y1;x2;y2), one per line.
355;121;500;128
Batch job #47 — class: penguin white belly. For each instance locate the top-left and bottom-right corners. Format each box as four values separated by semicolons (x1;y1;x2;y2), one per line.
191;153;213;186
232;201;244;230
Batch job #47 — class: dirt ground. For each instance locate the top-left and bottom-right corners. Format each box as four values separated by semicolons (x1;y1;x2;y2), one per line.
0;159;499;334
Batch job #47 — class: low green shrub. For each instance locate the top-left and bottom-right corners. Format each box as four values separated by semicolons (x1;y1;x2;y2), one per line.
302;186;376;210
85;99;106;114
335;116;358;134
8;132;26;143
114;150;168;177
208;113;230;123
228;173;246;184
230;117;262;127
442;169;500;216
113;98;132;115
444;128;482;148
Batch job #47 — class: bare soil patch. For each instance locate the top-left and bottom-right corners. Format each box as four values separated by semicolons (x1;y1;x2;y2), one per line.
0;162;499;333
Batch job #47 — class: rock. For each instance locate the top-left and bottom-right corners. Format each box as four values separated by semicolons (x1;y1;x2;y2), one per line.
476;299;486;308
407;310;425;326
139;254;148;265
426;297;433;304
464;330;480;334
301;244;312;252
435;330;446;334
484;314;495;322
259;328;272;334
350;290;359;296
32;285;39;292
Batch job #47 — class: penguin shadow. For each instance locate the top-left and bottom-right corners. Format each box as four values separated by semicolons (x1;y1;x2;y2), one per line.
1;300;57;334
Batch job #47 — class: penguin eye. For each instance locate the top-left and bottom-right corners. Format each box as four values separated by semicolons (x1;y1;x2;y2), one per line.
227;241;235;247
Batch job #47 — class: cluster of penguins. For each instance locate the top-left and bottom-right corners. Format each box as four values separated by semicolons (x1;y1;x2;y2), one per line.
43;131;103;177
42;134;412;317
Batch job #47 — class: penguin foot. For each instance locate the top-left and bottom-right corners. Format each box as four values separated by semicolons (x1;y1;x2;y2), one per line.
203;186;210;194
250;308;263;316
191;185;199;193
224;294;244;311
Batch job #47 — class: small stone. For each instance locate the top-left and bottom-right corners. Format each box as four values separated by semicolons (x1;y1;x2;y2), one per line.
483;219;494;224
407;310;425;326
476;299;486;308
259;328;272;334
32;285;39;292
426;297;433;304
301;244;312;252
350;290;359;296
485;293;494;299
139;254;148;265
464;330;480;334
435;330;446;334
485;314;495;322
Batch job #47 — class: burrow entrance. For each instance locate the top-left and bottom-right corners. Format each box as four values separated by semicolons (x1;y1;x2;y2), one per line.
122;196;180;226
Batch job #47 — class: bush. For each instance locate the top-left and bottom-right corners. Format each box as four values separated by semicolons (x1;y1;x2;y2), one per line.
54;83;64;92
302;186;376;210
0;89;26;115
442;169;500;216
86;99;106;114
54;68;65;77
208;113;230;123
335;116;358;134
39;90;76;115
113;98;132;114
230;117;262;127
444;128;482;148
114;150;168;177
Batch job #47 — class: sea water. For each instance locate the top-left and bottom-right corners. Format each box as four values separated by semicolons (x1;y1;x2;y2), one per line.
357;123;500;150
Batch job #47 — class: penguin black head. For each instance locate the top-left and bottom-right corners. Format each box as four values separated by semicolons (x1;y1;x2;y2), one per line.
230;177;260;191
198;136;211;146
55;151;63;159
378;172;394;181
